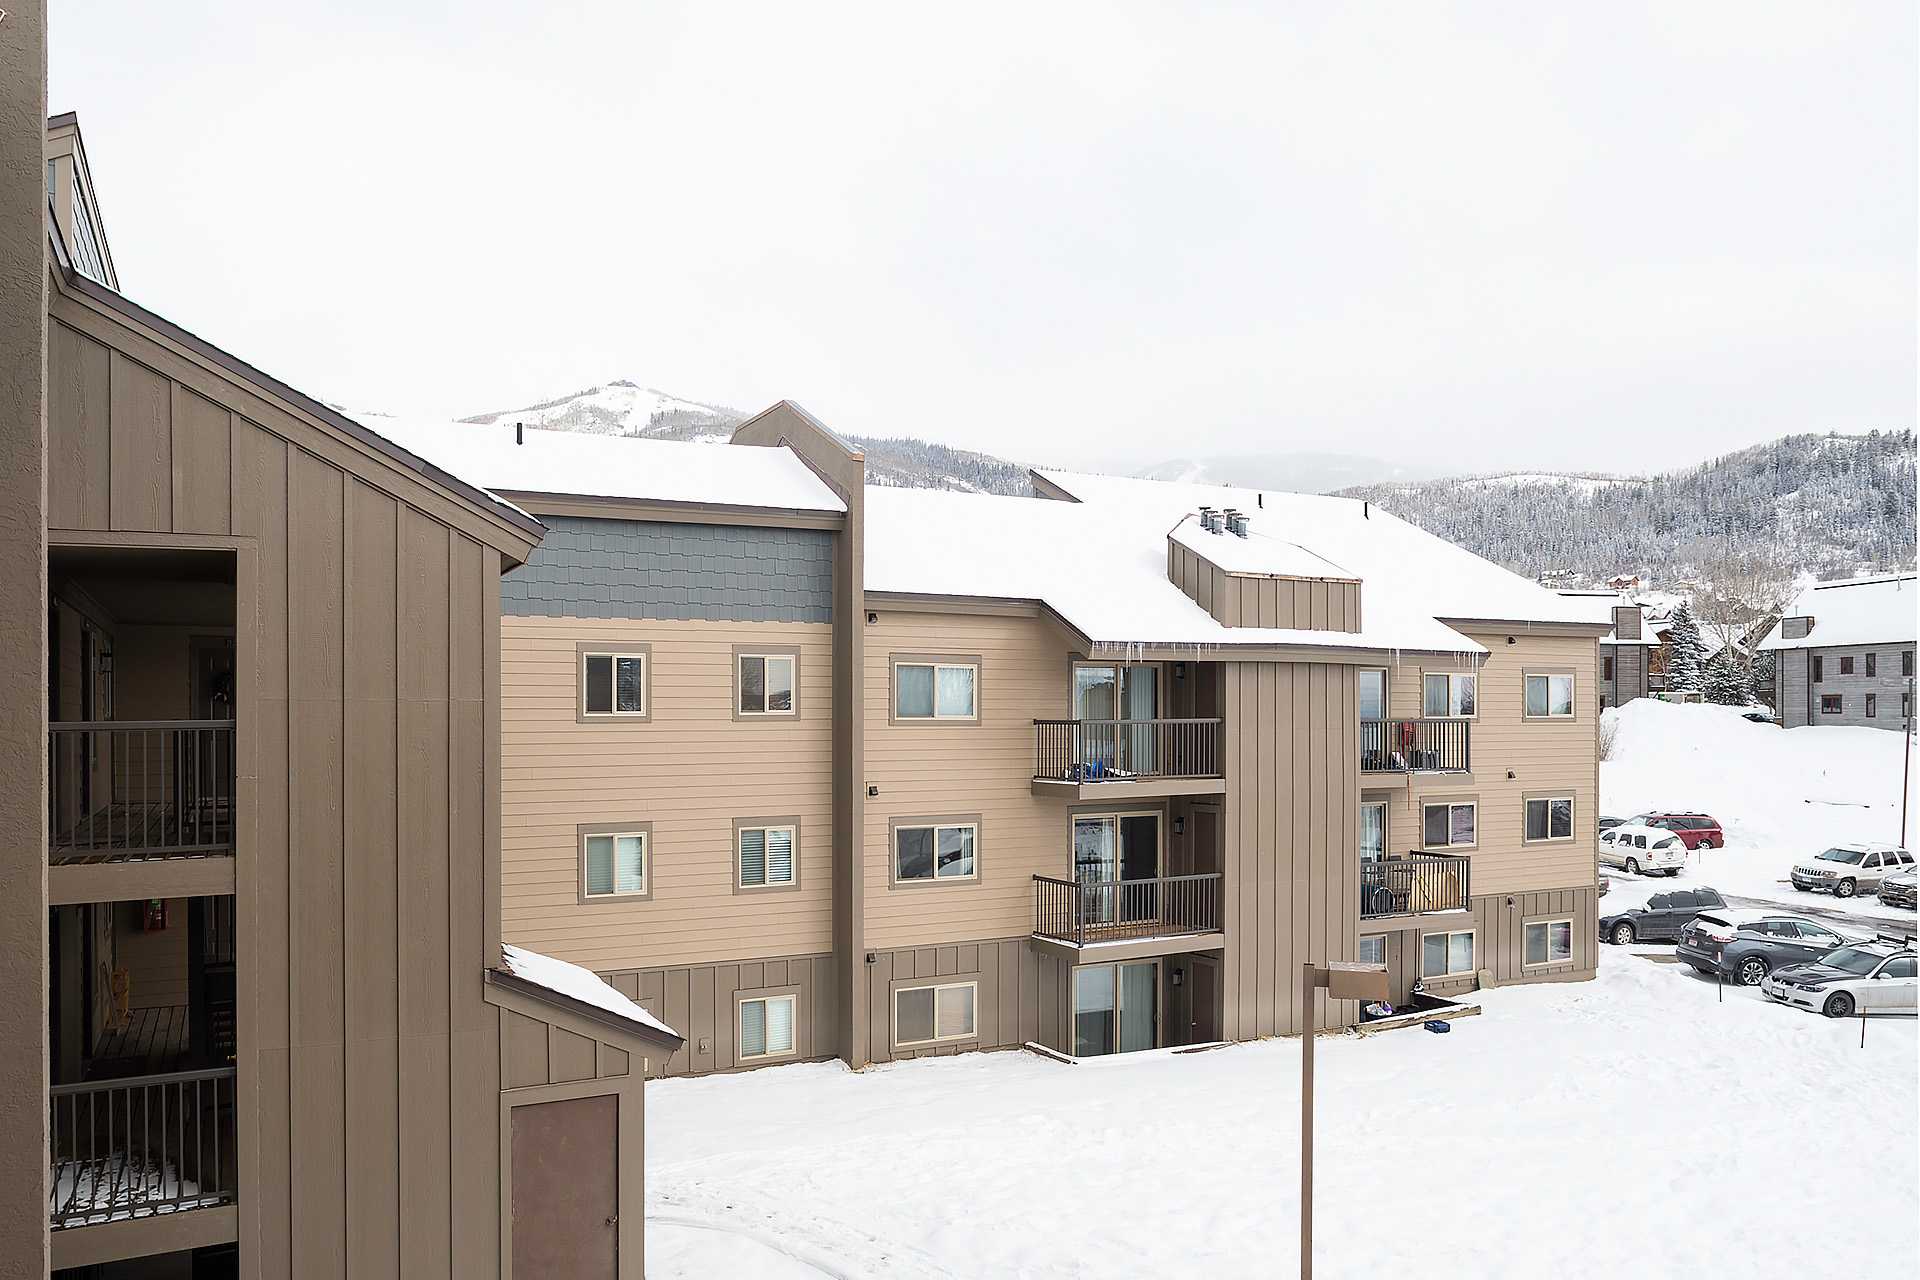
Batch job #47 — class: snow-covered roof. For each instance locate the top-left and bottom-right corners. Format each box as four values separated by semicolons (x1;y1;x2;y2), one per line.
498;944;681;1042
1168;515;1356;580
357;415;847;514
1758;573;1917;651
1556;591;1659;647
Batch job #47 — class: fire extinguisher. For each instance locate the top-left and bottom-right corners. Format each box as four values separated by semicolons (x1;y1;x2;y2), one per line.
142;899;167;931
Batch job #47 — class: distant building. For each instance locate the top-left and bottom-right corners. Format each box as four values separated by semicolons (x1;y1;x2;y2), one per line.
1607;574;1643;591
1558;591;1656;709
1758;574;1917;730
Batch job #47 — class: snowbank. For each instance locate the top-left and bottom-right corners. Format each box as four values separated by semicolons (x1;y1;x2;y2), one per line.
1601;700;1918;917
645;951;1915;1278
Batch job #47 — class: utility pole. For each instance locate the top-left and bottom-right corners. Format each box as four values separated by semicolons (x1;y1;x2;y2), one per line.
1902;675;1914;848
1299;961;1388;1280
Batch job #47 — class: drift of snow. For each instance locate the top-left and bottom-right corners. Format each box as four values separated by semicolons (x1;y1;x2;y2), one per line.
1601;700;1918;919
499;944;679;1039
645;952;1915;1278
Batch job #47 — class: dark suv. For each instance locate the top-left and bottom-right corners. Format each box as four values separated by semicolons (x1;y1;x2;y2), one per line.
1676;910;1852;986
1599;886;1728;945
1631;813;1724;850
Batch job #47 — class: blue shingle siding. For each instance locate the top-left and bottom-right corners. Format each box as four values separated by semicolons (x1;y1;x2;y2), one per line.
503;517;833;622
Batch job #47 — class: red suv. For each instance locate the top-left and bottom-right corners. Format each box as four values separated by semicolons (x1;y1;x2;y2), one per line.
1631;813;1724;850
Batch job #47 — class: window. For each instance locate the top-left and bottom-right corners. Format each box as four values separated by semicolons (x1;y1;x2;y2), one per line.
893;822;979;883
1422;672;1477;718
1357;936;1386;967
737;652;796;716
1524;919;1574;967
1866;653;1878;677
1358;668;1387;721
1359;802;1386;861
1421;930;1475;978
1866;694;1877;718
1839;655;1855;675
1812;656;1823;683
1422;801;1476;848
1883;957;1917;980
1905;650;1915;678
1821;695;1842;715
895;660;978;720
1524;673;1575;718
894;981;978;1047
1602;655;1614;681
1525;796;1574;842
738;994;797;1060
581;650;647;717
736;823;797;888
1906;693;1913;719
582;829;648;899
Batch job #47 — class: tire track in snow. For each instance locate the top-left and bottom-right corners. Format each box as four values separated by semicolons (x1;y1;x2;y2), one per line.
648;1184;958;1279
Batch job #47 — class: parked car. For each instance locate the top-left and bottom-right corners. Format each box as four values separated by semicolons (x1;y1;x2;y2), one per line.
1789;843;1915;899
1599;886;1728;945
1598;824;1688;876
1880;869;1917;910
1676;910;1854;986
1741;708;1778;725
1629;812;1724;850
1760;936;1917;1017
1598;815;1629;832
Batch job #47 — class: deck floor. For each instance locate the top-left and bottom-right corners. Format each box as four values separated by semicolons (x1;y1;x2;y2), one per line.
50;800;234;865
89;1005;190;1079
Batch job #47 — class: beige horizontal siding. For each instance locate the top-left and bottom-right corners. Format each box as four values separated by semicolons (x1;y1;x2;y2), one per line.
501;617;835;970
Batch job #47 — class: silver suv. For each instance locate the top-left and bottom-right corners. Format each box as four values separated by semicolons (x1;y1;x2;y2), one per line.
1789;843;1914;899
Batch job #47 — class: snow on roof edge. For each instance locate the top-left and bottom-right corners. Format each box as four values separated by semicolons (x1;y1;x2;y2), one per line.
498;944;681;1042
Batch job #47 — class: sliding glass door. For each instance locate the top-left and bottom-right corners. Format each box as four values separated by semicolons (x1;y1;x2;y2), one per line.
1073;960;1159;1057
1073;664;1159;773
1072;813;1161;925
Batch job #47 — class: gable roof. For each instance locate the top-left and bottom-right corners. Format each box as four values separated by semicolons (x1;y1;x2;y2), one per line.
490;944;683;1051
1758;574;1918;651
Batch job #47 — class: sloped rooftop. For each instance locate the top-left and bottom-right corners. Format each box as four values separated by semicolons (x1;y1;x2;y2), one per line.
1758;573;1917;651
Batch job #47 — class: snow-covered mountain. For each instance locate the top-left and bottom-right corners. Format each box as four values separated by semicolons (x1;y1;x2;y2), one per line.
1138;452;1439;493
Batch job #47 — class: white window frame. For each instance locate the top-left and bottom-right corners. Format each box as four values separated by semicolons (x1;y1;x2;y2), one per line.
1524;795;1575;844
1422;801;1477;849
893;822;980;883
1523;672;1576;719
1421;671;1478;719
1421;929;1477;978
892;980;979;1048
582;650;647;717
582;829;649;899
737;993;798;1061
895;661;979;720
737;652;797;716
1523;918;1575;968
736;823;798;889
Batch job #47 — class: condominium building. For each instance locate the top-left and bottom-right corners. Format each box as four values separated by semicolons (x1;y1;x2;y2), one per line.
381;403;1611;1075
1760;573;1917;729
3;88;680;1280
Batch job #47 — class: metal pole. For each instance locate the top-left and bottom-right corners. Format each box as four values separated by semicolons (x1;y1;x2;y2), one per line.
1301;963;1315;1280
1901;676;1913;849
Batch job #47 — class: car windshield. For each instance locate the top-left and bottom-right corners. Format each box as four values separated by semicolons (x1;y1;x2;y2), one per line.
1816;848;1867;864
1819;948;1882;975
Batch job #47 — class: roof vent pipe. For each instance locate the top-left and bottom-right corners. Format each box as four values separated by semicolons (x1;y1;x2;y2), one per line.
1197;506;1223;534
1227;512;1249;538
515;421;524;446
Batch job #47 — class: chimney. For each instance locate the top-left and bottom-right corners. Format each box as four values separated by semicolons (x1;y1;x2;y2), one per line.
1225;510;1249;538
515;421;524;446
1612;604;1642;641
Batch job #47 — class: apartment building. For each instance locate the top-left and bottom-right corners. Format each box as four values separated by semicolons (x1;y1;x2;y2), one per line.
1558;592;1654;709
3;90;680;1280
1760;574;1917;730
380;402;1612;1075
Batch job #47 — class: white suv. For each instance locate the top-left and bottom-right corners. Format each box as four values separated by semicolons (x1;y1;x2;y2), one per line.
1598;824;1687;877
1760;936;1918;1017
1789;843;1914;899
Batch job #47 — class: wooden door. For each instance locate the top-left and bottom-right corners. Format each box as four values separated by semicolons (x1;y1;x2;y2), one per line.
511;1093;619;1278
1189;957;1219;1043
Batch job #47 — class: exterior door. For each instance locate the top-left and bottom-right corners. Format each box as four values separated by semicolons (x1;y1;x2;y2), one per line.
511;1094;618;1278
1188;957;1219;1043
1072;960;1159;1057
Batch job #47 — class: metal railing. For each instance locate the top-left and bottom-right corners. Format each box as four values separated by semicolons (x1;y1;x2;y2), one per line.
48;720;236;862
1358;719;1471;774
1033;718;1223;782
1033;872;1223;945
1359;853;1471;919
49;1067;237;1229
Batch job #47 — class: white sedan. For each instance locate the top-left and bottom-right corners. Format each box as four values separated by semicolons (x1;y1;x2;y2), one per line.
1598;824;1688;877
1760;938;1918;1017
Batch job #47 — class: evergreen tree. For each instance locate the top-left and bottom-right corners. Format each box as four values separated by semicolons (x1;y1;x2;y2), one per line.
1703;653;1750;705
1664;601;1708;693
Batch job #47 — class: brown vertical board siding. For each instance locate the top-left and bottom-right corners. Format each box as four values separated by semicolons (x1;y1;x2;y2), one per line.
47;319;110;529
343;480;400;1280
170;383;232;534
106;349;173;532
286;450;346;1276
502;1009;550;1088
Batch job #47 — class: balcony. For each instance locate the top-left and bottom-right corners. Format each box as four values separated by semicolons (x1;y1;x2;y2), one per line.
1359;853;1472;919
1032;872;1225;955
1359;719;1470;777
49;1067;237;1231
1032;718;1226;800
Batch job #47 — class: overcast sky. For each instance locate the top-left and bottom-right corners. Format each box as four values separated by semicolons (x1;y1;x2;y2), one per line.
50;2;1916;476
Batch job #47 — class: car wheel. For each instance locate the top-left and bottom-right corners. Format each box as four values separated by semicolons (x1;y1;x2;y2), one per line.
1624;858;1641;876
1737;957;1769;987
1834;879;1857;899
1611;922;1636;945
1823;991;1855;1018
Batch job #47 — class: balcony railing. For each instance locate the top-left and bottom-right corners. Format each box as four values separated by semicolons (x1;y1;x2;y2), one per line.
1359;853;1471;918
49;1068;237;1230
1033;718;1223;783
1359;719;1470;774
48;720;236;864
1033;872;1224;946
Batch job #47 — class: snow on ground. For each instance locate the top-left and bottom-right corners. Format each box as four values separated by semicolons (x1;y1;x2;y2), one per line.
647;952;1917;1279
1601;700;1918;921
